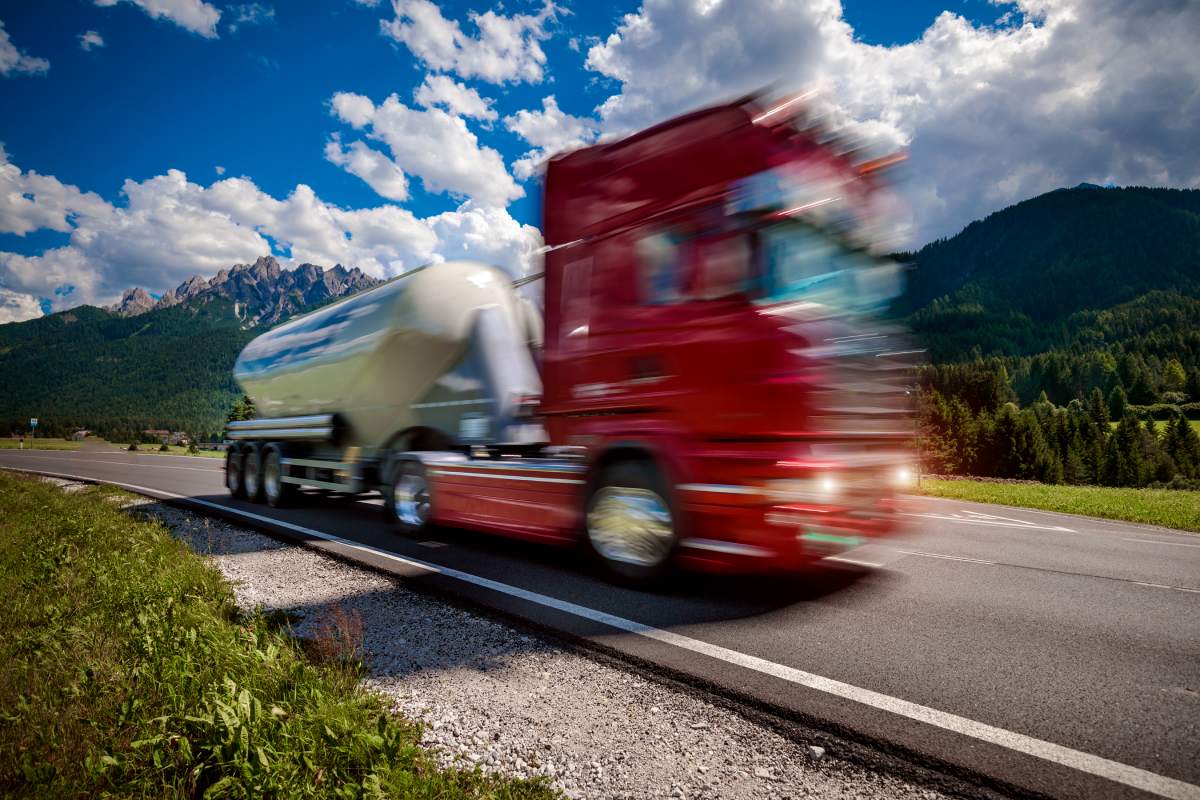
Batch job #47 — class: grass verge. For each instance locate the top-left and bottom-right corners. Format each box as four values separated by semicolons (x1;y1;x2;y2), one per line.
0;437;81;451
0;471;557;799
917;478;1200;533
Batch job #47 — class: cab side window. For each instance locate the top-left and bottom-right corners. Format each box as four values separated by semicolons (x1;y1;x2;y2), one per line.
635;219;752;305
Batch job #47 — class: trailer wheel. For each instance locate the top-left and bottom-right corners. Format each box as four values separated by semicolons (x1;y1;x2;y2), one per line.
242;445;264;503
586;461;677;583
386;461;432;535
262;446;296;508
225;446;246;498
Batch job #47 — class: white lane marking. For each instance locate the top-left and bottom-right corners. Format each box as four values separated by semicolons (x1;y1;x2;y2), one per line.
902;511;1074;533
417;541;449;549
1121;537;1200;549
5;465;1200;800
3;454;220;473
919;497;1198;539
896;549;995;565
1134;581;1200;595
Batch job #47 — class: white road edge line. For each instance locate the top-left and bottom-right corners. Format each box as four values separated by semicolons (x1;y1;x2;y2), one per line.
6;454;220;473
5;465;1199;800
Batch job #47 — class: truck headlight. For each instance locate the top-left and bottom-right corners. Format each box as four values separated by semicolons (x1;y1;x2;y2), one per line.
767;475;840;503
891;465;916;487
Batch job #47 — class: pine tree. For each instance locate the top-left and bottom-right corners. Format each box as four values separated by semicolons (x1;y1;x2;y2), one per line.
1090;386;1110;428
1107;385;1126;422
1163;414;1200;479
1163;358;1187;393
1102;414;1146;487
1186;368;1200;403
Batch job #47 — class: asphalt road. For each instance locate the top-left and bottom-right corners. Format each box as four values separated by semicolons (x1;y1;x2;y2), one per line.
3;446;1198;800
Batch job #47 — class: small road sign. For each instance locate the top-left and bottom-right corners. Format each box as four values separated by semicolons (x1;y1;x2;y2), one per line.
29;418;38;429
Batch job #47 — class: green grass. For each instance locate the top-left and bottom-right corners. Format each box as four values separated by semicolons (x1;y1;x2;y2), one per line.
0;437;81;450
0;471;557;799
918;478;1200;532
1108;419;1200;435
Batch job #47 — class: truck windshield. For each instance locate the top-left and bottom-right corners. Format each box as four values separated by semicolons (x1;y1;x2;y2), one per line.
755;220;900;313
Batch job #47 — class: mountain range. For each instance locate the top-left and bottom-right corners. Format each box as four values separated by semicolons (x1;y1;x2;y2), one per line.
105;256;379;325
2;185;1197;438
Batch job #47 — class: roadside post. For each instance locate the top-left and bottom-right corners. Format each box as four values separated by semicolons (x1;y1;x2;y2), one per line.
29;418;37;450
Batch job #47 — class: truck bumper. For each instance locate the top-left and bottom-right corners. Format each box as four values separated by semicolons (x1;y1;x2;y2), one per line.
674;487;908;574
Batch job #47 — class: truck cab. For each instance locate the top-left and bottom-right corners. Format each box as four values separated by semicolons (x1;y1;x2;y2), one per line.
225;94;916;583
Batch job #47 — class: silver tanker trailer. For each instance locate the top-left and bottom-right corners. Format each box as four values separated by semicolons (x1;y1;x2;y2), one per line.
225;260;544;508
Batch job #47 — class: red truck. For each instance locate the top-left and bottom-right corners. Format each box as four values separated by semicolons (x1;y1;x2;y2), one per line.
225;94;916;582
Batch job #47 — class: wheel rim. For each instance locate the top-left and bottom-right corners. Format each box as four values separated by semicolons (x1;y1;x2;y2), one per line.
226;454;241;492
264;451;281;502
244;454;260;496
393;471;430;527
587;486;674;567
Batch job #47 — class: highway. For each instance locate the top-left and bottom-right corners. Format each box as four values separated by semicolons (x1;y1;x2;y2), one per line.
2;447;1197;800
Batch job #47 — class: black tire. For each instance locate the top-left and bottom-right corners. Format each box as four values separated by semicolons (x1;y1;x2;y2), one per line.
384;460;432;535
586;461;677;583
262;446;297;508
242;445;264;503
225;447;245;499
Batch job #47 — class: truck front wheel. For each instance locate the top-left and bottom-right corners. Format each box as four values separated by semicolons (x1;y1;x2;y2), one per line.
586;462;677;582
386;461;432;535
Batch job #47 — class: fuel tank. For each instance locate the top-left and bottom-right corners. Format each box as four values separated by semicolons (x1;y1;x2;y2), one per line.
233;260;542;448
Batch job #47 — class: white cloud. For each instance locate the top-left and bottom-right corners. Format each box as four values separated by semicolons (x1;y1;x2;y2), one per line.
0;151;541;316
0;288;42;324
78;30;106;51
227;3;274;33
351;0;381;6
585;0;1200;245
94;0;221;39
214;165;225;175
324;133;410;201
504;95;597;179
413;74;497;121
0;20;50;76
0;144;112;236
380;0;558;85
330;91;522;206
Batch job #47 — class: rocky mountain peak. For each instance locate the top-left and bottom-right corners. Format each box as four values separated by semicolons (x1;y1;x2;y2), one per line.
107;287;156;317
106;258;382;325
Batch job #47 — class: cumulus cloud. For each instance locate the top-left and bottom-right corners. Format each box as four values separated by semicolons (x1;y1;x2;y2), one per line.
227;3;274;33
0;151;541;319
413;74;497;121
78;30;106;51
329;91;522;206
586;0;1200;244
0;288;43;324
0;144;112;236
380;0;558;84
0;20;50;76
504;95;597;179
324;133;410;201
94;0;221;39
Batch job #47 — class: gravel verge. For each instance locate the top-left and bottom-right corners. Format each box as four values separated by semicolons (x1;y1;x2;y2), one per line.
74;480;952;800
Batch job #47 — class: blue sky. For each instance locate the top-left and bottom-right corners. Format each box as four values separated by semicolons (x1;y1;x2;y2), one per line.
1;0;1196;321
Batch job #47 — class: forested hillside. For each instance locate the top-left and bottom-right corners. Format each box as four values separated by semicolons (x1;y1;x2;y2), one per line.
0;299;255;440
901;185;1200;488
0;259;378;441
